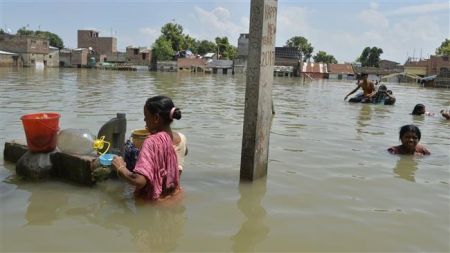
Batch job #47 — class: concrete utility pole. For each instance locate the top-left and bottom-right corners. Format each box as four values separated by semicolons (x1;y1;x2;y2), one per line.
240;0;278;181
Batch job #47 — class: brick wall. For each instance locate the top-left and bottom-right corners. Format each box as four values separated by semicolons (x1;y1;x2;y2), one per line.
0;54;21;67
77;30;98;50
72;49;88;66
0;34;48;54
97;37;117;54
78;30;117;54
428;55;450;75
126;47;151;65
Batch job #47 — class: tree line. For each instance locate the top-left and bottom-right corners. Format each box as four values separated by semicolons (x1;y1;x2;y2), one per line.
151;22;237;61
1;25;448;65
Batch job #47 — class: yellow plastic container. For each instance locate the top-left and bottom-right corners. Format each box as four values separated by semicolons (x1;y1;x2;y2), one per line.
131;129;150;149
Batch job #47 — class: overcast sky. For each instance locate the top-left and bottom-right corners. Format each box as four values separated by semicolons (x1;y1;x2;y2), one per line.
1;0;449;63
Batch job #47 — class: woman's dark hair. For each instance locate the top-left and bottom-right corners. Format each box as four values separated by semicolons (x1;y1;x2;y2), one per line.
145;95;181;124
411;104;425;115
399;124;421;140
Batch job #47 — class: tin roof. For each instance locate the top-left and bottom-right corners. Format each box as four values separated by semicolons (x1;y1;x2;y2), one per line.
0;50;16;55
302;62;327;73
328;64;354;74
204;53;215;58
177;58;207;68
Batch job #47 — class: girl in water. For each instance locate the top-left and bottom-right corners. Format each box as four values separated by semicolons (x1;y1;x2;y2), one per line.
388;124;430;155
112;95;184;200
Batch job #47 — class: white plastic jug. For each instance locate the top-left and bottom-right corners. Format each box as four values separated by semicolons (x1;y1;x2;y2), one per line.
57;128;96;155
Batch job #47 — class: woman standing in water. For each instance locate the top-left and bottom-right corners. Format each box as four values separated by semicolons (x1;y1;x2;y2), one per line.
112;95;183;201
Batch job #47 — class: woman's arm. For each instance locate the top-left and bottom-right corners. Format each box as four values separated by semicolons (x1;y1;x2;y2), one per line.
113;156;147;190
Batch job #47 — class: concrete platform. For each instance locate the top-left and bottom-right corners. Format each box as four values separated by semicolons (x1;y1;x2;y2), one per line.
4;141;105;185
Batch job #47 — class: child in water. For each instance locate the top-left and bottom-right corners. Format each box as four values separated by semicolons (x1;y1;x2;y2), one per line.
440;109;450;120
411;104;434;116
388;124;430;155
113;95;184;201
371;84;396;105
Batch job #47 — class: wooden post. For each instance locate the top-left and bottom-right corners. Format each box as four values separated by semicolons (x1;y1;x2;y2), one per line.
240;0;278;181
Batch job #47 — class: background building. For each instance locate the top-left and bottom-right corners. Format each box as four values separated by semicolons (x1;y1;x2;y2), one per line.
0;33;58;67
77;30;117;55
126;46;151;66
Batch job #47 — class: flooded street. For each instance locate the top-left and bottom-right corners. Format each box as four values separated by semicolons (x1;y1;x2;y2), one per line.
1;68;449;252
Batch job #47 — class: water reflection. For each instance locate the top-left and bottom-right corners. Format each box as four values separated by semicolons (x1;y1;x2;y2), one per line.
25;189;68;225
87;190;186;252
117;200;186;252
393;157;418;182
231;179;269;252
356;104;372;138
21;182;186;252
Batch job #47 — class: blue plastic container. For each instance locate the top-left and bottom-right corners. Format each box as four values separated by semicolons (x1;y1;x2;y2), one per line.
99;154;115;166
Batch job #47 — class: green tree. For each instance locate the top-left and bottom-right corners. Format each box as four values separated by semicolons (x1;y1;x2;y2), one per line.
160;22;184;52
313;51;337;64
215;36;237;60
35;31;64;49
358;46;383;67
16;27;34;36
196;40;217;55
180;34;196;52
285;36;313;62
358;47;370;66
0;28;4;35
16;27;64;48
436;39;450;55
152;22;237;60
153;22;202;60
152;37;174;61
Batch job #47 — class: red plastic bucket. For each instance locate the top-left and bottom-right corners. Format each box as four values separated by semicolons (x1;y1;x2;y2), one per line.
20;113;60;152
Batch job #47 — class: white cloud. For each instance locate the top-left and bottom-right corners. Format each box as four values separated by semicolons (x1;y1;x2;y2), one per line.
212;6;231;21
115;27;159;50
357;9;389;28
191;6;247;43
276;6;310;46
388;2;449;16
370;1;379;10
139;27;160;44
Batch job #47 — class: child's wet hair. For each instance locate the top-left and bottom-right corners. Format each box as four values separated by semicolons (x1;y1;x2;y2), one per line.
411;104;425;115
399;124;421;140
145;95;181;124
378;84;387;91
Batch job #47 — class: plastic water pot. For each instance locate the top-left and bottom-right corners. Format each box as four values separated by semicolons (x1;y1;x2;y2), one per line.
21;113;60;152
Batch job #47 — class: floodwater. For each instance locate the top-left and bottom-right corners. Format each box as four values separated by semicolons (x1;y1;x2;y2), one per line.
0;68;449;252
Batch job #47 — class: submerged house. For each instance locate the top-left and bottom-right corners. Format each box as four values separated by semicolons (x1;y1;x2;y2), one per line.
0;50;21;67
427;55;450;76
403;58;428;77
275;47;302;76
177;58;207;72
126;46;151;66
0;33;58;67
234;33;302;76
